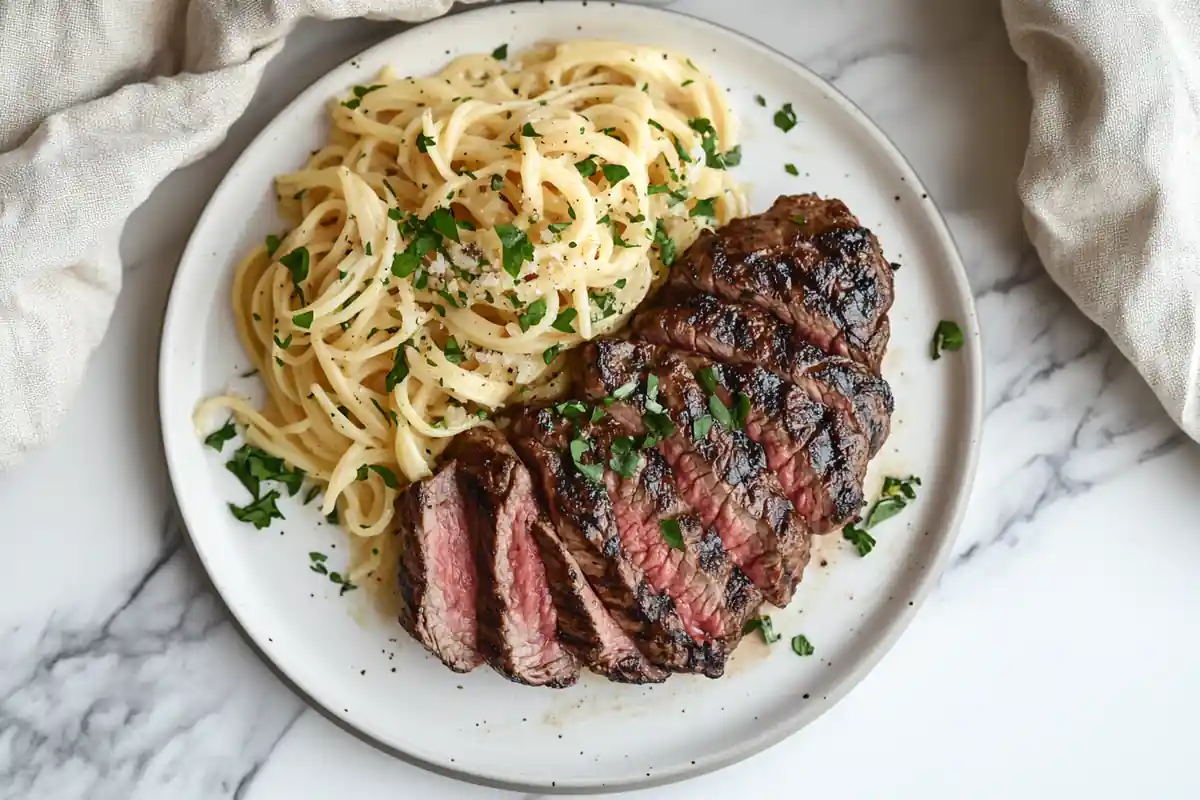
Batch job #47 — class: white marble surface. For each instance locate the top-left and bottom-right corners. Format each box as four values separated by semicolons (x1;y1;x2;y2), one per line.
2;1;1198;798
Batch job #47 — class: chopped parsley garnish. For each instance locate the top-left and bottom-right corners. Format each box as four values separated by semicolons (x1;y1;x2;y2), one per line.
456;219;475;231
589;289;618;321
843;476;921;557
279;247;310;294
659;518;685;551
785;163;799;176
842;524;876;557
265;234;282;257
648;118;664;131
755;94;766;107
931;320;964;360
368;465;400;489
615;279;627;289
611;380;639;401
690;197;717;219
293;310;314;329
226;443;304;499
641;411;676;448
733;393;751;428
569;437;604;483
428;207;460;243
681;79;695;87
503;143;521;151
708;394;734;429
792;214;807;226
385;345;409;391
518;297;548;331
695;365;719;394
672;134;692;163
364;241;373;256
303;487;321;506
521;122;541;138
575;156;598;178
443;337;466;365
644;374;665;413
551;307;578;333
548;221;571;235
692;414;713;441
495;224;534;278
543;344;562;364
601;164;630;185
608;436;642;479
204;419;237;452
774;102;798;132
791;634;815;657
865;476;921;528
354;84;384;98
653;220;677;266
553;399;588;421
491;174;504;191
416;133;436;153
229;490;283;530
492;43;508;60
686;117;739;169
743;615;781;644
391;251;419;278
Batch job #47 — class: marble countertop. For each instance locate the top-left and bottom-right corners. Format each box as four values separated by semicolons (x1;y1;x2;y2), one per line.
4;1;1198;798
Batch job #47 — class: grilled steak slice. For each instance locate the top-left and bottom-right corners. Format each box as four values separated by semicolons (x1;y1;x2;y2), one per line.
600;433;762;647
581;340;812;607
633;292;893;456
665;194;893;371
622;342;868;533
528;517;668;684
511;409;721;677
395;462;483;673
449;428;579;688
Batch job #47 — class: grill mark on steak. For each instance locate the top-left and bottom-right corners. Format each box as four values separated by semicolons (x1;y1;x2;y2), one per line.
450;428;579;688
633;292;893;456
395;462;483;673
598;428;762;653
632;343;868;532
581;340;812;607
666;194;893;371
528;514;668;683
510;409;714;676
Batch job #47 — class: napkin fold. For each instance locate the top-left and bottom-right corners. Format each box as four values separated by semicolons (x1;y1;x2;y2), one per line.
0;0;479;469
1001;0;1200;438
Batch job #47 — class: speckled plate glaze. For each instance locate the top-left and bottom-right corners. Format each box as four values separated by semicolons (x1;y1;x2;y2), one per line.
160;2;982;793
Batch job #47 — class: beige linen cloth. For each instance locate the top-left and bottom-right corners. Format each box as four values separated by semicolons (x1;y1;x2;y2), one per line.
1002;0;1200;437
1;1;1198;469
0;0;485;469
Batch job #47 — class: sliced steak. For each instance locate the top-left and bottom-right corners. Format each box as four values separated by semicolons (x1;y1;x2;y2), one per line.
527;509;668;684
665;194;893;371
597;426;762;648
581;340;812;607
621;342;868;533
633;292;893;456
395;462;483;673
511;409;722;677
449;428;579;688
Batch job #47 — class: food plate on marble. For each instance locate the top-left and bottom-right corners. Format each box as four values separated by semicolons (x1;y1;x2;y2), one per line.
159;1;982;793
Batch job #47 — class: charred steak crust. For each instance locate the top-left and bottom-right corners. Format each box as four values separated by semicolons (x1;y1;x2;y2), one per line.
449;429;580;688
395;462;483;673
580;340;813;607
626;342;868;532
510;409;723;677
596;422;762;653
527;514;669;684
632;292;893;456
666;194;894;371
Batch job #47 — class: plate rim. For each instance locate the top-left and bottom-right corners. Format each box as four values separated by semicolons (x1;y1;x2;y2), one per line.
159;1;984;793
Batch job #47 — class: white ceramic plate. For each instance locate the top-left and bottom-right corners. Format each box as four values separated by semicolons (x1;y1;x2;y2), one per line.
160;2;982;793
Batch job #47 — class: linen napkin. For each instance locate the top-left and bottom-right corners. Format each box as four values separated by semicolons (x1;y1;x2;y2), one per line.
1001;0;1200;439
0;0;488;470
